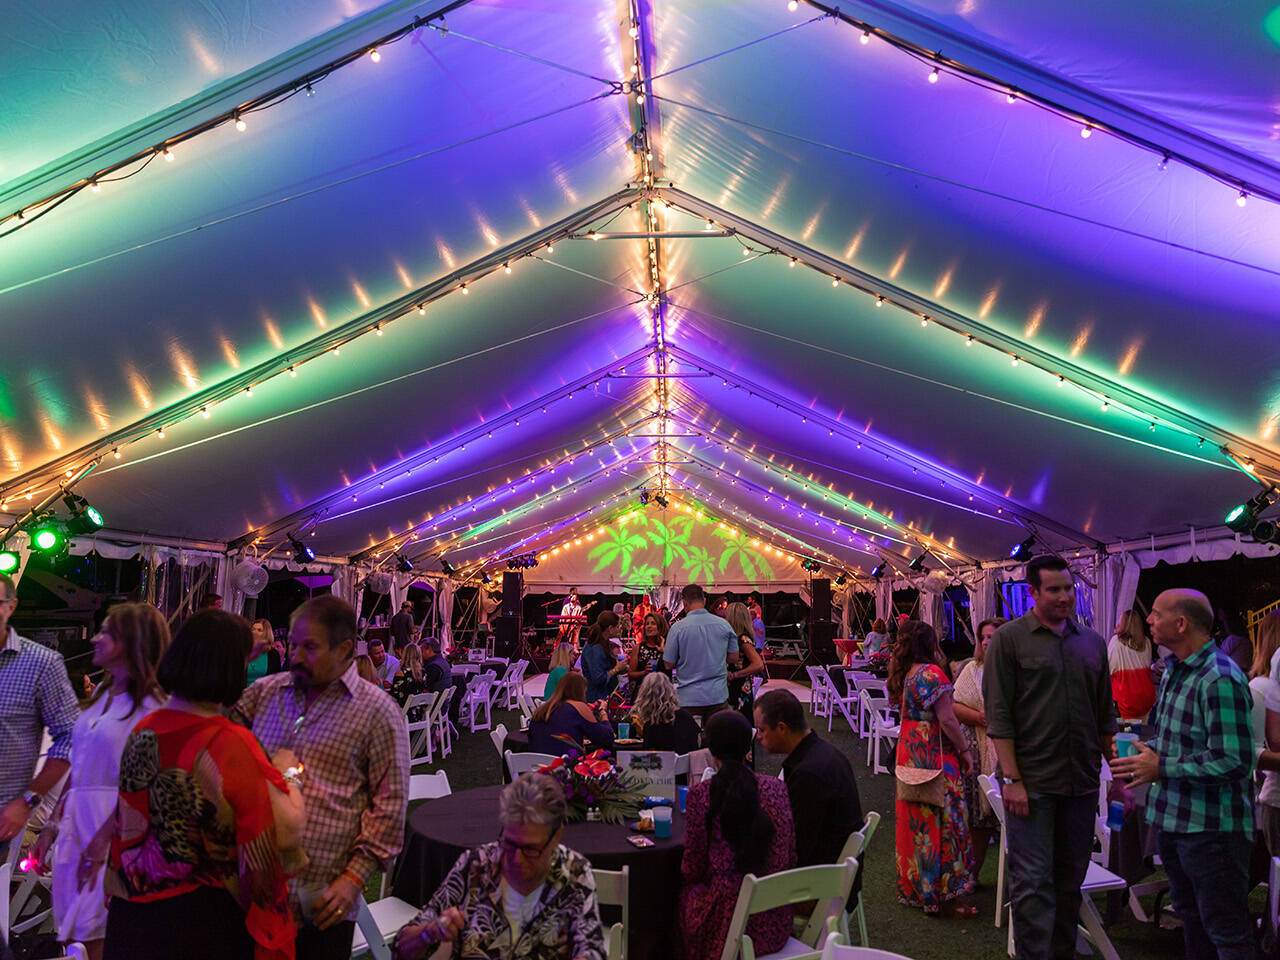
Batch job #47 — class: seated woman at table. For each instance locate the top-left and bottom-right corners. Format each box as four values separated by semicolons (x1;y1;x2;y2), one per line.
627;611;669;683
390;642;428;719
543;642;578;700
528;672;614;756
581;611;628;702
355;653;378;685
679;711;796;960
863;618;889;657
630;672;701;753
392;774;606;960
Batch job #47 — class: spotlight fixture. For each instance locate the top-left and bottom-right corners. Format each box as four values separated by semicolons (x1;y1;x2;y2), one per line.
639;490;650;506
835;573;848;586
481;571;493;584
870;561;886;579
396;554;415;573
801;559;822;573
28;516;66;554
908;551;928;573
440;559;454;575
654;494;669;508
505;552;539;570
63;494;105;535
288;534;315;564
0;550;18;574
1009;536;1035;563
1225;486;1277;533
1252;519;1279;544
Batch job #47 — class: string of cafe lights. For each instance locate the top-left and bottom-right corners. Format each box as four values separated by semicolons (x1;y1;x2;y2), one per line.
787;1;1280;210
656;213;1276;486
350;424;658;561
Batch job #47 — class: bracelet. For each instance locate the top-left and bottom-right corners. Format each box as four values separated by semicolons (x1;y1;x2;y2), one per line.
342;868;364;888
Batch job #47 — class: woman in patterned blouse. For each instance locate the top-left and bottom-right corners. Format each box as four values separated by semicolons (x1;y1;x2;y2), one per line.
392;774;605;960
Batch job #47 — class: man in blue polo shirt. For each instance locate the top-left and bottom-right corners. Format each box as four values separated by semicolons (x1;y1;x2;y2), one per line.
664;583;740;725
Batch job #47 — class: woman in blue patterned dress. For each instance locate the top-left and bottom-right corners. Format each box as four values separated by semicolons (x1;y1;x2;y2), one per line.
888;620;977;916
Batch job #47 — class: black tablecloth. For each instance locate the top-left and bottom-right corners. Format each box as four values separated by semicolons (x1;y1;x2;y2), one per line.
503;729;530;754
392;784;685;957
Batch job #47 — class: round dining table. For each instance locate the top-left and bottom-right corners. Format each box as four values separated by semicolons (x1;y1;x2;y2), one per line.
392;784;686;957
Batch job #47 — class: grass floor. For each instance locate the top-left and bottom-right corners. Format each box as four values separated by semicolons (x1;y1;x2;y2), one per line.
408;684;1190;960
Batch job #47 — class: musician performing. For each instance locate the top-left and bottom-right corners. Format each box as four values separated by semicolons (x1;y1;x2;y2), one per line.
547;587;594;652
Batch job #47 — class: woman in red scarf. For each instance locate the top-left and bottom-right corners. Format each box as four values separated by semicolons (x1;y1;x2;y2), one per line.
103;611;304;960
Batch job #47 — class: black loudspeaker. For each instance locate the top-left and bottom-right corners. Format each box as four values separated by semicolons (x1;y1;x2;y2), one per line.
493;616;521;659
502;572;523;617
808;619;839;665
810;578;832;620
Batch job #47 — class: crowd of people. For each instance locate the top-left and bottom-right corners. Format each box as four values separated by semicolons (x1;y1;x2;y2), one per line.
5;559;1280;960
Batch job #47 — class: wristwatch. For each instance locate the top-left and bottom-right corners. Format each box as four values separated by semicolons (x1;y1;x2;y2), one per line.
999;776;1021;786
22;790;43;808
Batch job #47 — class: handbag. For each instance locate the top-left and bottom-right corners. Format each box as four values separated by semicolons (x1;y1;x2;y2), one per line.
895;698;947;807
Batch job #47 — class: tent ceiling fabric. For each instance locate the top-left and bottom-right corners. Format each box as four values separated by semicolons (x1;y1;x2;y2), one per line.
2;0;1277;571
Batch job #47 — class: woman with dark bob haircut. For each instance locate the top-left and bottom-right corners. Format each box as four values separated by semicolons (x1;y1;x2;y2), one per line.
103;610;306;960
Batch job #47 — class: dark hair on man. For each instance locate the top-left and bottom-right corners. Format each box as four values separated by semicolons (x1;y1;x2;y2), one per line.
368;637;385;650
754;688;807;732
198;593;222;609
681;583;705;603
421;636;441;653
291;594;357;650
704;711;774;875
158;610;252;706
1026;555;1070;590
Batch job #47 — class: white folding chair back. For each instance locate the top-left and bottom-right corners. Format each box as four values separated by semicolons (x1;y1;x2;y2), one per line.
719;858;858;960
0;860;10;942
820;936;914;960
352;894;418;960
490;722;509;761
404;691;440;766
505;750;560;780
858;691;900;775
836;811;881;947
460;672;496;732
978;773;1009;930
408;770;452;802
593;865;630;960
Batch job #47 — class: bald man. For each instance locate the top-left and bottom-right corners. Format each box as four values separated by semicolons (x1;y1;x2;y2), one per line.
1113;589;1255;960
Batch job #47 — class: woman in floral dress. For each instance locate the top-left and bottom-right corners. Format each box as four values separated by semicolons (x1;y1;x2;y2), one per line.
888;620;976;917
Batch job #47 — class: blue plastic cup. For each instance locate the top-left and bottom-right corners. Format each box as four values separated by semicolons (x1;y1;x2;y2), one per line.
653;807;672;839
617;722;631;739
1107;800;1125;831
1115;733;1139;758
678;785;689;813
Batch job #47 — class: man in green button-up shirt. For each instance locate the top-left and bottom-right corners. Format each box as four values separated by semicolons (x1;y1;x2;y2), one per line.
983;555;1117;960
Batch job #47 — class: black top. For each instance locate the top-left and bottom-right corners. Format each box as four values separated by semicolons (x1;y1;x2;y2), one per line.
640;708;702;754
390;611;415;649
423;655;452;694
983;610;1116;796
782;730;863;894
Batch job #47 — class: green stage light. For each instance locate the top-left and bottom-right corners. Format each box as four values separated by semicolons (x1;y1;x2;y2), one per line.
0;551;18;574
63;494;105;535
1225;503;1255;532
30;519;65;553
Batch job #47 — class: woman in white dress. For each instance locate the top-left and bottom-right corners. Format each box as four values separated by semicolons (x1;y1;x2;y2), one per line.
36;602;169;960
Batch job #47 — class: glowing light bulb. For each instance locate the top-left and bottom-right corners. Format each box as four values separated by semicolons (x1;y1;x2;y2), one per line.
1006;91;1017;104
1237;191;1248;208
1100;399;1110;412
1010;356;1019;367
417;304;425;315
1057;375;1065;387
503;262;511;274
628;22;638;38
832;277;840;287
1158;154;1169;171
788;0;798;9
636;92;645;104
157;428;166;439
860;30;871;44
202;405;210;418
928;67;939;84
162;147;174;162
460;283;469;295
245;386;253;396
113;448;121;459
289;366;297;377
874;295;883;307
742;246;750;257
90;180;101;193
235;115;247;132
589;231;600;241
1080;124;1092;139
375;325;383;336
369;47;381;62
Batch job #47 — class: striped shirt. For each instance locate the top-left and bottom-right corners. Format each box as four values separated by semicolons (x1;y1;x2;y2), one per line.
231;662;409;920
1145;640;1255;835
0;628;79;807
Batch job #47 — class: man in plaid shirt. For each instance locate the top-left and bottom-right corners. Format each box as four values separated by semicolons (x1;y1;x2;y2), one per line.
234;595;409;960
1112;588;1255;960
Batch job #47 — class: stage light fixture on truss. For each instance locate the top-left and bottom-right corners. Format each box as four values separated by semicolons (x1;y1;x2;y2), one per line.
1252;519;1280;545
1225;486;1278;534
440;559;455;575
63;494;105;535
28;516;66;554
288;534;315;564
835;573;848;586
870;561;886;579
1009;536;1035;563
653;494;669;508
800;559;822;573
481;571;493;584
506;552;539;570
396;554;415;573
0;550;18;574
639;490;650;506
908;551;928;573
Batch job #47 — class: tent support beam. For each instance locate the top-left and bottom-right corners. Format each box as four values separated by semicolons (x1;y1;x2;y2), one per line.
664;341;1098;548
236;345;657;553
803;1;1280;203
664;190;1280;479
2;188;641;505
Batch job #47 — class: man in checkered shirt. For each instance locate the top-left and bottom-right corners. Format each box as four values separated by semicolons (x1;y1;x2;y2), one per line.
1112;588;1255;960
233;595;409;960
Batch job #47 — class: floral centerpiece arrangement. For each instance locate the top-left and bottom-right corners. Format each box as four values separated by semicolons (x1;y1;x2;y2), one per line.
865;649;892;674
535;749;648;824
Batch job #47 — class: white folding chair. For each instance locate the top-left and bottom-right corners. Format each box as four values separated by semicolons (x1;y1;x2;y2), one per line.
805;667;833;721
459;671;496;732
719;858;859;960
505;750;560;780
490;722;509;761
593;865;630;960
424;687;455;759
836;811;881;947
408;770;452;802
491;660;529;711
352;894;418;960
820;934;913;960
858;691;900;775
1;860;10;944
402;691;440;767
